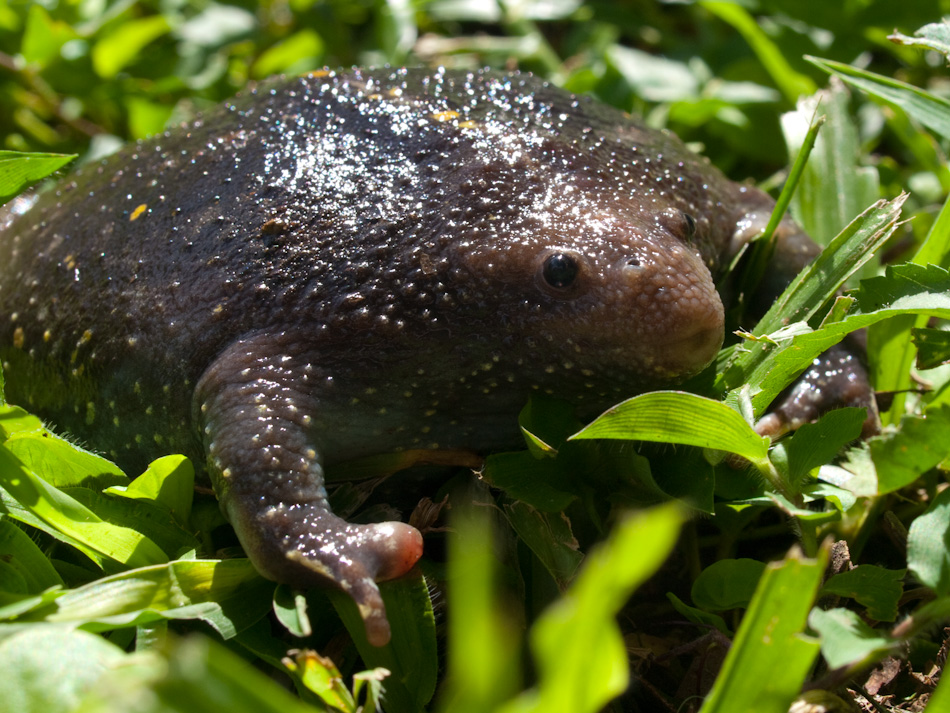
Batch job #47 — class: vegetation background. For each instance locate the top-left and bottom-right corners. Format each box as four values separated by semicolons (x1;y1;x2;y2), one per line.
3;1;950;712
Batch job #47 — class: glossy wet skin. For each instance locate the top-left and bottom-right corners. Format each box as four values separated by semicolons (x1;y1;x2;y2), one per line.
0;68;831;644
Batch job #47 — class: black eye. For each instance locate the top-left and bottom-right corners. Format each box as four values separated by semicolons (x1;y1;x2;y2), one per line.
542;252;579;289
683;213;697;240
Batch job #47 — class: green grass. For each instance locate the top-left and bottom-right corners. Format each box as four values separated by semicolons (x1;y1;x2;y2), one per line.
3;2;950;711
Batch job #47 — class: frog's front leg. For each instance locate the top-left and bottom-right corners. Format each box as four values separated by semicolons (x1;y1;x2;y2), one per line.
194;331;423;646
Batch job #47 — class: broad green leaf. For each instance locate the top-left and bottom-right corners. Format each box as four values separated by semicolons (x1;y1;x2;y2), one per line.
807;56;950;142
699;550;824;713
0;627;126;713
13;559;271;639
0;446;167;569
820;565;905;623
0;514;63;592
570;391;769;464
92;15;171;78
907;485;950;598
807;607;895;669
0;151;76;204
691;559;766;612
500;505;683;713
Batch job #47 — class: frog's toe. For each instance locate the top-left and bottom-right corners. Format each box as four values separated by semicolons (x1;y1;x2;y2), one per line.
755;340;880;440
247;506;423;646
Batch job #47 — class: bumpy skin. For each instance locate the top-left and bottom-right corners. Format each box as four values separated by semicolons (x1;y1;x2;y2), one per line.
0;68;870;644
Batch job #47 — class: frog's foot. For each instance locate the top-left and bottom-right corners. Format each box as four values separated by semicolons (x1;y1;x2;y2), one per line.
245;504;423;646
755;340;880;440
195;333;424;646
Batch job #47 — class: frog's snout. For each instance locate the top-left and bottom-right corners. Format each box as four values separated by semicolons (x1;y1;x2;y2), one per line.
619;249;725;378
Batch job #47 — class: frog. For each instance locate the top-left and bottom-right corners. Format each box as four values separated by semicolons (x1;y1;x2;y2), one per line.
0;67;874;646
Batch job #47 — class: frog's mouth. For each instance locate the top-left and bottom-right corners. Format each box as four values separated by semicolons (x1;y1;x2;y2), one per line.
648;318;725;380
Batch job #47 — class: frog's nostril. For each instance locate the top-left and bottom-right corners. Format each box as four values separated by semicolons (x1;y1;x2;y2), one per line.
626;257;641;268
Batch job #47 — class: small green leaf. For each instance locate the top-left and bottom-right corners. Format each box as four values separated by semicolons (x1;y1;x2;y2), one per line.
691;559;766;612
667;593;729;635
808;607;895;669
482;451;575;513
911;327;950;370
503;499;583;589
820;565;905;622
889;20;950;57
700;1;815;103
784;408;866;485
0;446;167;569
273;585;311;638
14;559;271;639
282;649;358;713
0;151;76;204
699;550;824;713
252;29;324;78
570;391;769;464
105;455;194;526
0;514;63;592
907;485;950;598
330;570;438;712
501;505;683;713
20;5;77;68
868;406;950;495
92;15;171;79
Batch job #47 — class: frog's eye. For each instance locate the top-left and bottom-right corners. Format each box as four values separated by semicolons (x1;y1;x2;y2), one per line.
542;253;580;289
683;213;697;241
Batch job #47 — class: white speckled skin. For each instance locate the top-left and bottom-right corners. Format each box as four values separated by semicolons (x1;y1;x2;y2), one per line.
0;68;857;644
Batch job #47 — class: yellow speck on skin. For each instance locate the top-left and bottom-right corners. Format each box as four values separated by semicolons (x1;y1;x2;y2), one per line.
85;402;96;425
431;110;459;122
130;203;148;221
305;69;331;78
43;330;51;342
12;327;24;349
153;434;164;445
221;467;233;479
135;434;143;444
212;304;224;315
78;329;93;346
458;120;478;129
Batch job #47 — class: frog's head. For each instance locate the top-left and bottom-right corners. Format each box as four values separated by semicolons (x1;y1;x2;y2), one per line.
440;157;726;401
